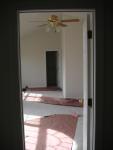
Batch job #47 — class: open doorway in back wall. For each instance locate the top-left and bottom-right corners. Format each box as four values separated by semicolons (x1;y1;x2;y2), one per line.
46;51;58;87
18;10;95;150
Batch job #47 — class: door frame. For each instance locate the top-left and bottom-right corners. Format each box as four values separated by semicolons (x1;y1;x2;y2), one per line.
17;9;96;150
82;12;96;150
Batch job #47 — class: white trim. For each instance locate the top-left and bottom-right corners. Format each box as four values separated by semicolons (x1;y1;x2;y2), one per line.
92;11;96;150
83;14;88;150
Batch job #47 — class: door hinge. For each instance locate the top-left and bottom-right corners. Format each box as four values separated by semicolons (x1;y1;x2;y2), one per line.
88;30;92;39
88;98;92;107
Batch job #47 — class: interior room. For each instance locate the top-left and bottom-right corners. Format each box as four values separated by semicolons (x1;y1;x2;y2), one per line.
19;11;93;150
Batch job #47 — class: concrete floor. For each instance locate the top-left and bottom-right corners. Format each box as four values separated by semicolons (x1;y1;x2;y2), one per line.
23;91;83;150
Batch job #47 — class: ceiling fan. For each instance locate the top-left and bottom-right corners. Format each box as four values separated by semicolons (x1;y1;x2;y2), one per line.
30;15;80;32
37;15;80;28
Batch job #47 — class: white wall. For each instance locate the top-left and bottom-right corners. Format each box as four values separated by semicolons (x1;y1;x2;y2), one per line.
62;22;83;98
20;23;83;98
57;48;63;89
20;29;62;88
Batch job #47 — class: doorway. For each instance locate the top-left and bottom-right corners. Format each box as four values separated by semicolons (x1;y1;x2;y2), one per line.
46;51;57;87
18;10;95;150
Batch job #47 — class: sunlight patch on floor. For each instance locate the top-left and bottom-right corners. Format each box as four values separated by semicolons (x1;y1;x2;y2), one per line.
24;114;42;121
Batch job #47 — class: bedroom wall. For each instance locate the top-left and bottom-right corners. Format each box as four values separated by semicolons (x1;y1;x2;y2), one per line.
62;22;83;98
20;29;62;88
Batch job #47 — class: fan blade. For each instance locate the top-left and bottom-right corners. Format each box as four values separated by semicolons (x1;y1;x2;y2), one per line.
61;19;80;22
37;24;48;27
57;22;67;27
29;20;46;22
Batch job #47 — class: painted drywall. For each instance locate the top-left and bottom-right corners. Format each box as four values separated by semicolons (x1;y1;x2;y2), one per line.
20;29;62;88
57;48;63;89
20;22;83;98
62;22;83;98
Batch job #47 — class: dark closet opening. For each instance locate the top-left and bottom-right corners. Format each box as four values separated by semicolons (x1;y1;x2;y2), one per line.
46;51;57;87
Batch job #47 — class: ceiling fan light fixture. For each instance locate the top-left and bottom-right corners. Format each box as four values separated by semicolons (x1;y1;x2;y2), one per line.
45;26;51;32
45;22;61;33
30;14;79;33
55;26;61;32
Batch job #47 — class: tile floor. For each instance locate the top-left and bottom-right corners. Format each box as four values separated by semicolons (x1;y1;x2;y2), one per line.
23;90;83;150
